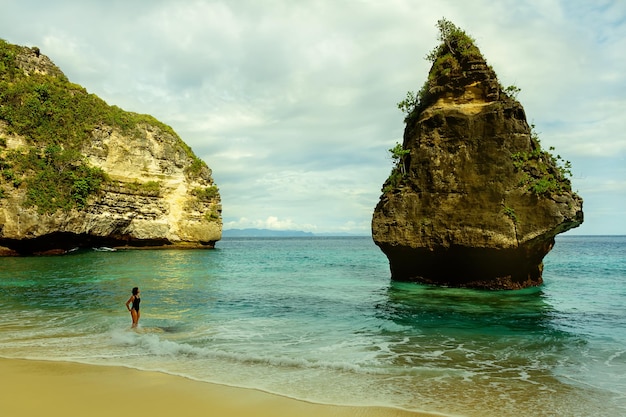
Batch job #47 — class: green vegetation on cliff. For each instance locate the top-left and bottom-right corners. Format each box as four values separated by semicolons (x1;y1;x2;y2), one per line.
383;142;410;193
0;39;205;213
397;18;484;118
512;125;573;195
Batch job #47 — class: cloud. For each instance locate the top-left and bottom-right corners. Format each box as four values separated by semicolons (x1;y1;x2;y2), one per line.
2;0;625;234
224;216;311;231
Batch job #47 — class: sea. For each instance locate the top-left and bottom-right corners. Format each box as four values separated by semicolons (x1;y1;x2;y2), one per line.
0;235;624;417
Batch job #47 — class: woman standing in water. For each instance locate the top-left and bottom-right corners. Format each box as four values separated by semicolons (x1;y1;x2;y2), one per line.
125;287;140;328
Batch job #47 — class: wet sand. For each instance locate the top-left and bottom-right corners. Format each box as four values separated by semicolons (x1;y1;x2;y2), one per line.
0;358;442;417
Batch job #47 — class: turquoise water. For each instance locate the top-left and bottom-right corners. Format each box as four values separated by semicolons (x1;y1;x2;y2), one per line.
0;235;624;416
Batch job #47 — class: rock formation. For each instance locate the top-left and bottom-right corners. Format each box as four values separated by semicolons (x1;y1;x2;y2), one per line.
0;40;221;255
371;20;583;289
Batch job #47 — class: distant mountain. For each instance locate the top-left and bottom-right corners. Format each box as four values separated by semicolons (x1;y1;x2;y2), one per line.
222;228;315;237
314;232;370;237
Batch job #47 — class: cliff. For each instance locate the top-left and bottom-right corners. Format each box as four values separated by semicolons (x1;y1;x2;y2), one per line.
371;20;583;289
0;40;222;255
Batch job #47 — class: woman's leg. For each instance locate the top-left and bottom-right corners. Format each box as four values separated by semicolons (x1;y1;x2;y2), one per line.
130;309;139;328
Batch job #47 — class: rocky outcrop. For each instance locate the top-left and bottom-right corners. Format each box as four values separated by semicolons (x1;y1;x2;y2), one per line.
371;21;583;289
0;40;221;255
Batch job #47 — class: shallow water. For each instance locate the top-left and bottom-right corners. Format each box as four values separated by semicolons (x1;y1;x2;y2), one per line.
1;235;624;416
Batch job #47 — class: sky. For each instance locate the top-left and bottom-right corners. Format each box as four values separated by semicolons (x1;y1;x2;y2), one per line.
1;0;625;235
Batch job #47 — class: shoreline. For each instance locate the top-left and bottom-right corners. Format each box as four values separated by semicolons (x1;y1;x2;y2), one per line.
0;358;443;417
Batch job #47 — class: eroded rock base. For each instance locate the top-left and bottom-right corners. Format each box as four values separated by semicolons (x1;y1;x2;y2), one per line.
378;237;556;290
0;232;216;256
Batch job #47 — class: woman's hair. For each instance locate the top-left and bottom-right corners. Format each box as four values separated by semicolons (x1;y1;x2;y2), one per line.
132;287;139;295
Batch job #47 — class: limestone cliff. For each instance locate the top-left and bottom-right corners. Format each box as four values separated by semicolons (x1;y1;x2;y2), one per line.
0;40;221;255
371;20;583;289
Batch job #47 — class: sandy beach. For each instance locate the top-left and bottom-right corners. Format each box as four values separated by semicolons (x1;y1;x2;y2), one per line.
0;358;440;417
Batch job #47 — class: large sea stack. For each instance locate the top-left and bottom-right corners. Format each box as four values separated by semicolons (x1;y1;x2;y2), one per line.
0;40;222;255
372;20;583;289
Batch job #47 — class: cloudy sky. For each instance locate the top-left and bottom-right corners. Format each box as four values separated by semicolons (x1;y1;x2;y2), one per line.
1;0;624;235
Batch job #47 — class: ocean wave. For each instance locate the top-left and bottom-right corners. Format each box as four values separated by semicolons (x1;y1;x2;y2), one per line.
106;327;392;375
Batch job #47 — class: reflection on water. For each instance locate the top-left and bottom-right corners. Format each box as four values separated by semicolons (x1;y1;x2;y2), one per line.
381;281;556;332
373;281;605;416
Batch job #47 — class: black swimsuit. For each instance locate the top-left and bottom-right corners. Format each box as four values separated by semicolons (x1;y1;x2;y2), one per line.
131;296;140;312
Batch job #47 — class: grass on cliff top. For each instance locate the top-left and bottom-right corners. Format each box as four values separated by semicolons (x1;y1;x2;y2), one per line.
0;39;206;214
397;18;485;117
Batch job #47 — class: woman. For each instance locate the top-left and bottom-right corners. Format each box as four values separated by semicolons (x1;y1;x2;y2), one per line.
125;287;141;328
